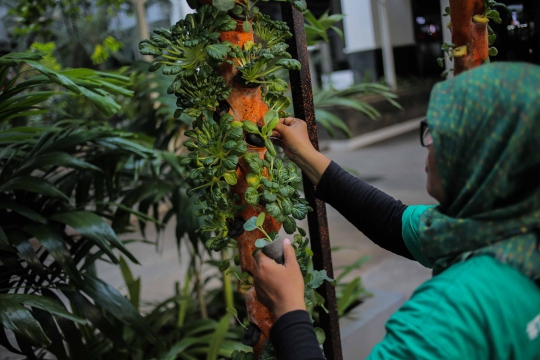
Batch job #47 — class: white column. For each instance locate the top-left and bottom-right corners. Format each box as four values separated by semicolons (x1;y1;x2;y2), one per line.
341;0;376;53
440;0;453;78
377;0;397;91
132;0;151;61
169;0;194;26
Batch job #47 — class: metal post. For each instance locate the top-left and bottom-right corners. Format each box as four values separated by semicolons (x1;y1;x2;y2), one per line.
280;4;343;360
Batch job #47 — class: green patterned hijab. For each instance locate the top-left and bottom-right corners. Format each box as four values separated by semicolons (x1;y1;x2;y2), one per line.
418;62;540;280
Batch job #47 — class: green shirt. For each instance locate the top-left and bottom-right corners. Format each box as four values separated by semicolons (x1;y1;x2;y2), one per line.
368;205;540;359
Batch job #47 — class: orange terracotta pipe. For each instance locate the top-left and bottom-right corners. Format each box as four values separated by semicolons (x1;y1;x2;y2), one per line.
449;0;489;75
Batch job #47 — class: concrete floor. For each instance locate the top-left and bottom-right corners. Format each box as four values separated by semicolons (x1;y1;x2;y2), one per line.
97;130;436;305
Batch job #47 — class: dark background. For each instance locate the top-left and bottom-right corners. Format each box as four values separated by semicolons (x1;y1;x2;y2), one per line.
261;0;539;81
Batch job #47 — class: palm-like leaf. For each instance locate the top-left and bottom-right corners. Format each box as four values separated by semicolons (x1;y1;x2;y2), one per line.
313;83;402;138
0;52;164;357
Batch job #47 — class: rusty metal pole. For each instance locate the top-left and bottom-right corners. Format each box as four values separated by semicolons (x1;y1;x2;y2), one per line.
280;4;343;360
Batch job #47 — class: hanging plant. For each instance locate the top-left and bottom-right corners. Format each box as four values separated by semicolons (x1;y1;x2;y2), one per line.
168;64;232;118
253;14;292;47
139;5;236;75
227;40;301;87
141;1;331;358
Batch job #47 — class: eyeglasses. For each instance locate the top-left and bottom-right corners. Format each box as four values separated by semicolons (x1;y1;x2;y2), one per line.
420;119;433;147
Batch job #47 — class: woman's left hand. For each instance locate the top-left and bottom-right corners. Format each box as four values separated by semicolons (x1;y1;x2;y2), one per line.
253;238;306;320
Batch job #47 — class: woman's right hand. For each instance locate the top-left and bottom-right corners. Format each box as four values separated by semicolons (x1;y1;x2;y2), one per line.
272;117;331;186
271;118;315;163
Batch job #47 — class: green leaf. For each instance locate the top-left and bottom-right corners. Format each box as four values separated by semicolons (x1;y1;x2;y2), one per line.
283;216;296;234
50;211;138;265
219;259;231;272
243;216;258;231
0;294;85;325
437;57;444;68
265;202;281;218
489;47;498;56
139;40;162;56
0;201;47;224
488;34;496;45
206;44;230;61
243;21;252;33
226;307;238;317
213;0;236;11
264;110;279;126
223;155;239;170
336;255;370;282
267;117;279;131
63;290;129;350
14;151;101;176
275;58;301;71
0;298;50;347
78;274;155;341
246;173;261;188
5;231;41;269
23;224;81;281
314;327;326;345
245;187;260;205
242;120;260;134
223;171;238;185
256;212;266;227
162;337;199;360
119;256;141;311
206;314;231;360
309;270;336;289
255;239;268;248
265;139;276;157
32;308;69;360
0;176;70;202
293;0;307;12
0;51;43;66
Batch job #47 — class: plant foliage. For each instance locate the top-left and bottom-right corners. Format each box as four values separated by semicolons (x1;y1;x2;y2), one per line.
0;52;160;357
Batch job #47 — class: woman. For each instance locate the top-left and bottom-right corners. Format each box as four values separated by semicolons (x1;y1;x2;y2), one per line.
253;63;540;359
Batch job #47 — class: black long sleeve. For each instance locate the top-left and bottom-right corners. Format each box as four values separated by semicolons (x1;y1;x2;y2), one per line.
315;161;413;260
270;162;414;360
270;310;325;360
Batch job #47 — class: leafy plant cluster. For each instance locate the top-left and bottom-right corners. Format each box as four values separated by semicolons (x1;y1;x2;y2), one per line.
227;40;300;87
253;14;292;47
182;113;247;251
168;64;232;118
242;150;311;234
138;1;332;358
139;5;236;117
0;52;159;357
140;5;236;73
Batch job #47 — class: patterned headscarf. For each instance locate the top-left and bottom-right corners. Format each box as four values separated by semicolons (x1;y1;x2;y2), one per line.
418;62;540;280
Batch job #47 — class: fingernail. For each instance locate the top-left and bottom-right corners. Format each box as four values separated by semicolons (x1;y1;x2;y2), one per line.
284;238;291;245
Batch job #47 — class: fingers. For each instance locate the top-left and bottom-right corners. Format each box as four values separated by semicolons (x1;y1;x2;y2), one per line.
283;238;298;268
255;249;270;266
269;137;284;148
274;122;289;135
280;117;297;126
